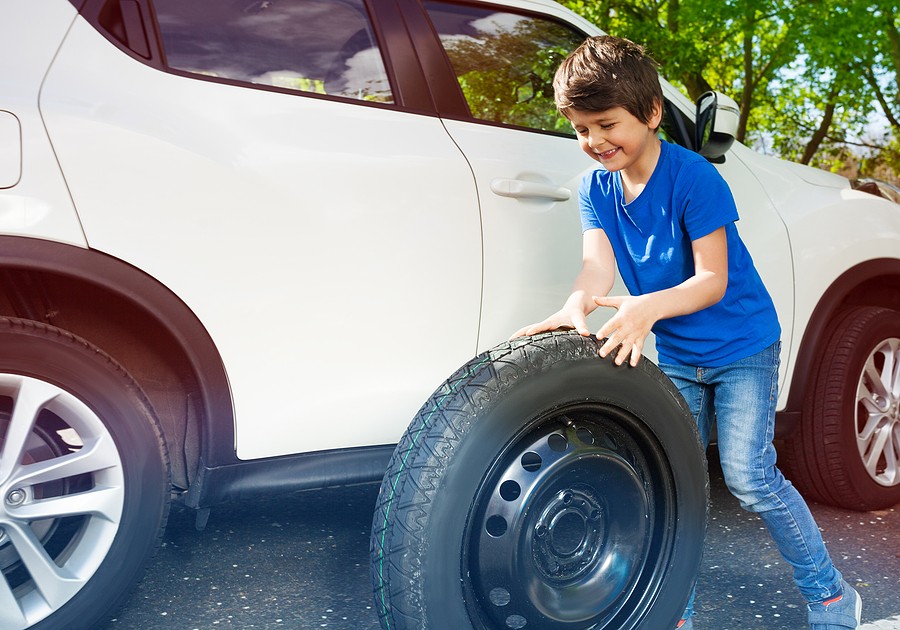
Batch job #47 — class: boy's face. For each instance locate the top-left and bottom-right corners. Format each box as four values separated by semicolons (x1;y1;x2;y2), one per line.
568;103;662;175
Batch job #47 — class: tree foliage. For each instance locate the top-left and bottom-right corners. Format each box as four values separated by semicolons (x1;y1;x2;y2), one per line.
439;18;581;134
560;0;899;184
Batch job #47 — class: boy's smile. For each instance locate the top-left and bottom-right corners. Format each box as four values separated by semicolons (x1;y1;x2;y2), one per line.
568;105;662;184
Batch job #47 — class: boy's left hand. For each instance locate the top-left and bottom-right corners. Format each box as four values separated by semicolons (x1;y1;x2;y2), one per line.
593;294;658;367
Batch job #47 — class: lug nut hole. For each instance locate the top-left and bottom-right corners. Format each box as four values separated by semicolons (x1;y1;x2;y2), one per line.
548;433;568;452
521;452;542;472
486;515;508;537
499;480;521;502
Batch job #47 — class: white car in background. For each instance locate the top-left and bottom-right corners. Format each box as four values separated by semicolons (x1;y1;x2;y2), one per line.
1;0;898;628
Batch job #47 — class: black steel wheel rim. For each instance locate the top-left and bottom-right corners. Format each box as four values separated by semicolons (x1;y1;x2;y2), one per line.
462;403;678;629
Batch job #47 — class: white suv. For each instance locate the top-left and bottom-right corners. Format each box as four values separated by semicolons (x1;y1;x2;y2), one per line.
1;0;899;628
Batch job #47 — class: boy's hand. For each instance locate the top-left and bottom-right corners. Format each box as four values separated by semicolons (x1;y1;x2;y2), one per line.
593;294;658;367
510;308;591;340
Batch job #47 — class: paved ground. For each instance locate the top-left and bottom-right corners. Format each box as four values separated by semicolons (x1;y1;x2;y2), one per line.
695;454;900;629
102;452;900;629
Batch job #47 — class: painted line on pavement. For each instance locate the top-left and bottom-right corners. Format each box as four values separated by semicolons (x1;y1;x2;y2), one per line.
860;616;900;629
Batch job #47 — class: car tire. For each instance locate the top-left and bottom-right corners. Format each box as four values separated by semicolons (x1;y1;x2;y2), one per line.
780;306;900;511
370;331;707;630
0;317;169;630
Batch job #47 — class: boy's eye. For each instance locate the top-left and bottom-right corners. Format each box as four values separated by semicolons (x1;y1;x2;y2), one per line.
601;123;615;130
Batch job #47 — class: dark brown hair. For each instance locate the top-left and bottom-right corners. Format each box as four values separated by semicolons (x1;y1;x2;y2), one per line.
553;35;663;126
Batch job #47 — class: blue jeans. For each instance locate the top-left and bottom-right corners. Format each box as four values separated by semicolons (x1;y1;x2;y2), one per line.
659;342;842;619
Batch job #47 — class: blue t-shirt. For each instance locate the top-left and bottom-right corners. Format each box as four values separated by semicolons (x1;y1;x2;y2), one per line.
579;140;780;367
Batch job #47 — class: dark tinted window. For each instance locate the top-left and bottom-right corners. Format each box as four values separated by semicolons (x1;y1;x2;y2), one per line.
424;2;585;133
154;0;393;103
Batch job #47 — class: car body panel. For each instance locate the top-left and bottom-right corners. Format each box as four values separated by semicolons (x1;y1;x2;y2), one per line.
0;2;86;246
715;143;795;400
732;145;900;406
41;17;483;458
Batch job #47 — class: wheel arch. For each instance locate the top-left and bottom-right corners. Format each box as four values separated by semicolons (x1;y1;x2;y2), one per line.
0;235;236;495
782;257;900;420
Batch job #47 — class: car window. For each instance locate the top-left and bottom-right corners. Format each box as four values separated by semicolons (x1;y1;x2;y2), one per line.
424;1;585;134
661;100;695;150
153;0;393;103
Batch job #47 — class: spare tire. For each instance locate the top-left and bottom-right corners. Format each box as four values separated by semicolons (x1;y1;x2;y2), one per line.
370;331;707;630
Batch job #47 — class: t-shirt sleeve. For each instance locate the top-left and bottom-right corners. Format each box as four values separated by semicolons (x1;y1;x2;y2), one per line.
579;172;604;232
679;159;740;241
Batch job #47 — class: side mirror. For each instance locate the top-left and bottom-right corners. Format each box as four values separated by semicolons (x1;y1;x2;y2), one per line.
695;91;739;162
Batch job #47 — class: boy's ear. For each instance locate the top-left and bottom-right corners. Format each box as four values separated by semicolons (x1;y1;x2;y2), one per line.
648;100;663;129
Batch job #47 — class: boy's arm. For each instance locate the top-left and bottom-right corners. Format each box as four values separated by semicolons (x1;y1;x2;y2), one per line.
510;228;616;339
594;226;729;366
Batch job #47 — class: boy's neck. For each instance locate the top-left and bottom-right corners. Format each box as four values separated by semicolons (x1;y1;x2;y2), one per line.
620;137;662;203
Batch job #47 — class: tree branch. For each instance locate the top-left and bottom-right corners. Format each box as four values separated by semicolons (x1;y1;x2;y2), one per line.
801;83;838;164
861;67;900;130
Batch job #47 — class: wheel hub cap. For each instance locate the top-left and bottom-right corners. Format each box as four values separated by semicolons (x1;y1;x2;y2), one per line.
857;338;900;487
533;487;605;581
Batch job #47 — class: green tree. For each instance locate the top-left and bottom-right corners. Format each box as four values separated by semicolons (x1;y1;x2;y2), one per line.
560;0;899;184
761;0;886;171
561;0;803;142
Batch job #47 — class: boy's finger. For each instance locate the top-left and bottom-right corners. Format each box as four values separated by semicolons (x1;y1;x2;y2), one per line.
510;323;540;339
597;338;611;357
595;320;613;340
509;327;527;340
597;332;620;358
630;343;642;367
572;315;591;336
593;295;621;309
615;341;632;366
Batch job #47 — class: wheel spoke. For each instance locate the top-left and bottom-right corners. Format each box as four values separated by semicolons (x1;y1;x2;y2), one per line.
11;434;120;488
861;359;889;402
11;485;122;521
0;574;28;627
862;427;892;479
2;520;83;608
857;411;886;443
884;339;900;398
893;426;900;479
0;379;59;482
880;425;900;485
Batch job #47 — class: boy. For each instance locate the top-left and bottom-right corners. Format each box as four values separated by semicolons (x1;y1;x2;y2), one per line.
512;35;861;630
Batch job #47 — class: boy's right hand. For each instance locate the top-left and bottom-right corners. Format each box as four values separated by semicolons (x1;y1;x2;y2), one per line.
510;308;591;340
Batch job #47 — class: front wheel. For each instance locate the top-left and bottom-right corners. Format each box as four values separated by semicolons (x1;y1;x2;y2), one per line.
371;332;708;630
781;306;900;510
0;317;170;629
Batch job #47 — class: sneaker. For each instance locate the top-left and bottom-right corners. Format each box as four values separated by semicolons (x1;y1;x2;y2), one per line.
675;617;693;629
808;580;862;629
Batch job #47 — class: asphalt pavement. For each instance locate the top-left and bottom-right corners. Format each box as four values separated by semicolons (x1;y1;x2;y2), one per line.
101;451;900;630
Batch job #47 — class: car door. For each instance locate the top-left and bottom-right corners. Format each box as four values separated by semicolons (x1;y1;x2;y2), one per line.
41;0;482;458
